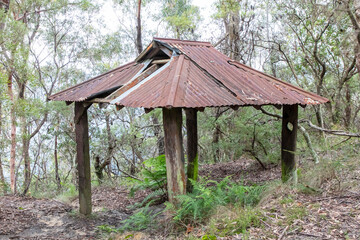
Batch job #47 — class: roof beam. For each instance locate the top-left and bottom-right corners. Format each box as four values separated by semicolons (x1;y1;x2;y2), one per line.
152;59;170;65
135;41;157;62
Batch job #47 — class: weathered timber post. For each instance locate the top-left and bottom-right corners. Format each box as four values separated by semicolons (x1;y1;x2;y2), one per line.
281;104;298;183
75;102;92;215
185;108;198;192
162;108;186;203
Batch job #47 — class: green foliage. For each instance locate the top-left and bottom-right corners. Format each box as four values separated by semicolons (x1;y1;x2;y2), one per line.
167;177;265;224
97;224;119;233
128;155;167;208
160;0;201;39
199;107;281;164
285;205;307;224
131;155;167;193
55;183;78;203
119;201;163;232
207;207;261;237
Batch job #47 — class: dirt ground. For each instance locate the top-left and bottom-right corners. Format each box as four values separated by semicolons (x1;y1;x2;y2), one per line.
1;158;359;239
0;185;151;240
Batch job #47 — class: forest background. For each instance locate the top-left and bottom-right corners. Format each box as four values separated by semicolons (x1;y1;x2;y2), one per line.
0;0;359;200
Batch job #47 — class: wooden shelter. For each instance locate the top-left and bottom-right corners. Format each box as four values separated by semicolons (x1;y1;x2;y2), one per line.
49;38;328;215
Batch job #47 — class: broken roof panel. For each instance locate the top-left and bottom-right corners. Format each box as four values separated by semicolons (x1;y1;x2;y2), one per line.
48;62;145;102
115;55;244;109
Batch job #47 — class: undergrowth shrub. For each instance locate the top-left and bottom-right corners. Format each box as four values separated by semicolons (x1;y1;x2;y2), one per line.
119;201;162;232
167;177;265;224
206;206;262;237
128;155;167;208
130;155;167;193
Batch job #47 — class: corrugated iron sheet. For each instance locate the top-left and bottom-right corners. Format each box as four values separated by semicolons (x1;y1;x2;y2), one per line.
49;37;329;108
48;62;144;102
116;55;244;108
153;38;329;106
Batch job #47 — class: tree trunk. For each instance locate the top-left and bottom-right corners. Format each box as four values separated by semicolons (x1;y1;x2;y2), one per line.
281;105;298;183
212;108;222;163
17;81;31;196
94;156;110;184
136;0;143;55
21;123;31;195
152;116;165;156
130;146;136;175
185;109;198;193
75;102;92;215
0;102;5;193
54;130;61;190
228;10;240;60
8;70;16;193
162;108;186;203
344;83;352;129
353;0;360;73
105;114;114;177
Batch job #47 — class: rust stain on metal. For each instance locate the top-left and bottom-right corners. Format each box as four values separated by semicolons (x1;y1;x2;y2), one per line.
48;62;144;102
115;55;243;108
49;37;329;109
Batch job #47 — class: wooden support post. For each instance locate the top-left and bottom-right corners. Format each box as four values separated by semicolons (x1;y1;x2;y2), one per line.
75;102;92;215
162;108;186;203
281;104;298;183
185;108;198;193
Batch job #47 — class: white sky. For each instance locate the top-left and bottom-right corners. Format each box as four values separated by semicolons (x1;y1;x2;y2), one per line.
100;0;219;43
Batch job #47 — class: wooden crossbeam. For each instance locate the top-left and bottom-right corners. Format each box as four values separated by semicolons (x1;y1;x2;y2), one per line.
152;59;170;65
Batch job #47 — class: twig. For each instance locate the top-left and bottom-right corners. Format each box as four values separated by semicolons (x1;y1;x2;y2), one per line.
331;136;352;148
278;226;289;240
243;149;267;170
311;194;360;202
259;219;271;229
296;232;323;238
298;125;319;163
213;33;229;47
117;168;141;181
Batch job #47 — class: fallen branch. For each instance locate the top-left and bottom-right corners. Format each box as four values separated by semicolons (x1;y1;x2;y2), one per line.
298;125;319;163
244;149;267;170
300;119;360;137
258;106;360;138
278;226;289;240
117;168;141;181
311;194;360;202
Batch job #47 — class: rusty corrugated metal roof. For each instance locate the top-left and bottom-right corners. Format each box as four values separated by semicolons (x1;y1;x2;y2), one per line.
114;55;244;108
150;37;329;106
49;37;328;108
48;62;145;102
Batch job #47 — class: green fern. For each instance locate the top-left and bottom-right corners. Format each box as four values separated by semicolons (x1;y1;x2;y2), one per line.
130;188;166;209
130;155;167;194
120;201;163;232
168;177;265;224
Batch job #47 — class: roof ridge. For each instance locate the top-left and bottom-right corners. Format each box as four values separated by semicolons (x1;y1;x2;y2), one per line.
166;55;186;107
154;37;212;46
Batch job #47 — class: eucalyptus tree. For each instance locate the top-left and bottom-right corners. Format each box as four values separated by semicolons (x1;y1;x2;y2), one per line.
0;0;101;194
158;0;201;39
270;0;358;129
